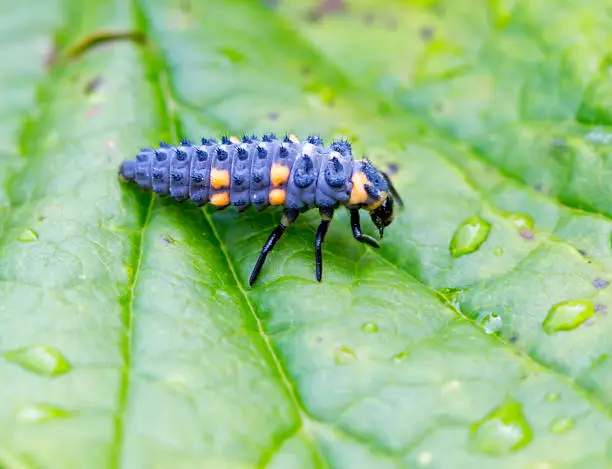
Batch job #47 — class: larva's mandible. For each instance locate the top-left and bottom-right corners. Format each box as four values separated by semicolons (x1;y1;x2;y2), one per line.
119;134;403;285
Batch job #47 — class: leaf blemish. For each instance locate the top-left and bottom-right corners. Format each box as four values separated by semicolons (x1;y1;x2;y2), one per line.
593;278;609;290
84;76;103;95
420;26;434;41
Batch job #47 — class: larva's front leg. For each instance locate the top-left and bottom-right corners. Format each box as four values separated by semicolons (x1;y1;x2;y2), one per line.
350;209;380;248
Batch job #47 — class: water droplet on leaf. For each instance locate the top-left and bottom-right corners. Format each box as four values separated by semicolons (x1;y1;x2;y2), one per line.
450;217;491;257
335;346;355;365
15;404;70;422
361;322;378;333
505;213;534;230
493;247;504;256
18;228;38;242
549;416;574;434
480;313;502;335
417;452;433;466
5;345;71;376
468;398;533;455
545;392;560;403
542;300;594;334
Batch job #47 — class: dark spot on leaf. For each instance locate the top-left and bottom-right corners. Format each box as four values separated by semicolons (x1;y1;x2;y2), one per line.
385;18;398;30
550;138;567;148
534;183;543;191
578;249;588;256
596;304;607;313
316;336;323;343
308;0;346;22
585;318;596;326
387;163;399;175
520;229;534;240
268;111;279;121
509;336;518;343
160;235;175;247
594;278;610;290
84;77;102;95
420;26;434;41
363;13;375;25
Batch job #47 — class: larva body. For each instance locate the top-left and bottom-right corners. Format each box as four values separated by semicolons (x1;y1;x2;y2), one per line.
119;134;402;285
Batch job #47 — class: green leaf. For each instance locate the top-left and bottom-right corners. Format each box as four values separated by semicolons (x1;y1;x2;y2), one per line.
1;1;612;468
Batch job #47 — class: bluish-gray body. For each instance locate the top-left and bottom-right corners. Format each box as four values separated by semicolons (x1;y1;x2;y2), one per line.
119;135;369;212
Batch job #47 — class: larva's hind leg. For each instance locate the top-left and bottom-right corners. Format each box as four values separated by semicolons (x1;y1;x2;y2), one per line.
315;207;334;282
350;209;380;248
248;208;299;286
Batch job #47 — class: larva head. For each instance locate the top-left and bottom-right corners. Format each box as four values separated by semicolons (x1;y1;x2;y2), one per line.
350;159;403;238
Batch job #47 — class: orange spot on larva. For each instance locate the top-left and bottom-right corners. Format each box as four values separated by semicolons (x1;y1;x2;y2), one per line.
229;135;240;144
348;171;368;205
210;192;230;207
270;163;290;186
210;169;230;189
289;133;300;143
269;189;286;205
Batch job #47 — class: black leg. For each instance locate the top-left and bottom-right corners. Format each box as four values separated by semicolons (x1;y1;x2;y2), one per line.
249;209;298;286
315;219;331;282
315;207;334;282
350;209;380;248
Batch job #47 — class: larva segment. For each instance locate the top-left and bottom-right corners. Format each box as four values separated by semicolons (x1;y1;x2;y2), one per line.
285;140;323;211
249;139;274;210
189;142;212;206
133;148;154;191
314;140;354;209
169;144;194;202
268;141;297;206
208;141;233;209
230;142;255;211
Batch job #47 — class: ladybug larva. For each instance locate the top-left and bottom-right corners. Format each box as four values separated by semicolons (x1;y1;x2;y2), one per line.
119;133;403;285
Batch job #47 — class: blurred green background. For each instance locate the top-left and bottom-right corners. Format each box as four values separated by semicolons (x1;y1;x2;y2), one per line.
1;0;612;468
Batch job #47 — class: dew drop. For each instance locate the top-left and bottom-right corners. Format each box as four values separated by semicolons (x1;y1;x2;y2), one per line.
417;451;433;466
542;300;594;334
362;322;378;333
18;228;38;242
545;392;560;403
505;213;534;230
334;346;356;365
15;403;70;423
480;313;503;335
450;217;491;258
493;247;504;256
468;398;533;455
5;345;71;376
549;416;574;434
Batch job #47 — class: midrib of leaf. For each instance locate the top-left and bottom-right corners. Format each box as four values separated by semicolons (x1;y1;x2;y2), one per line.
111;194;154;469
126;3;420;466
